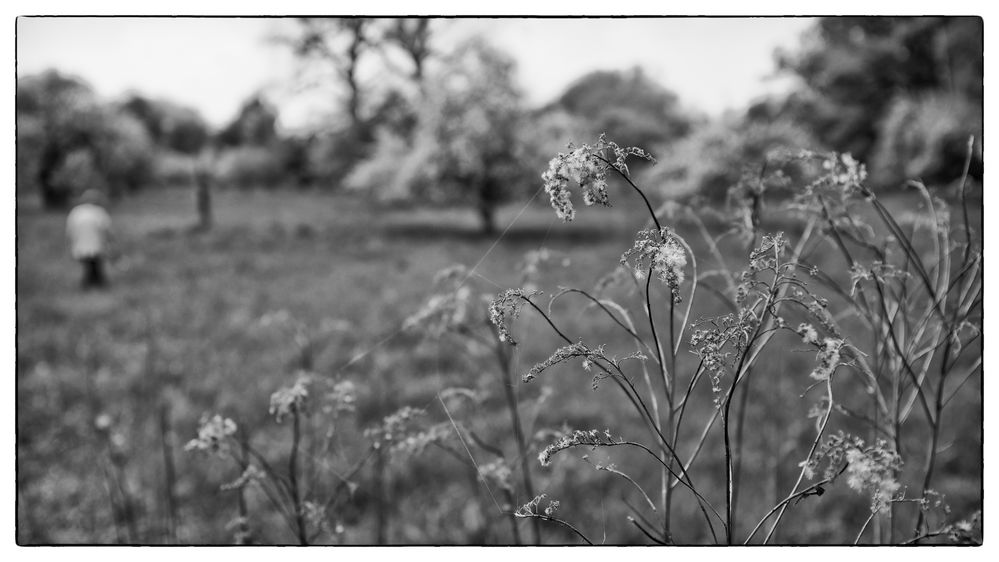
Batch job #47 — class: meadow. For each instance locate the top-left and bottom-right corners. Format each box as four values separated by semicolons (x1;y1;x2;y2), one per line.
16;171;982;544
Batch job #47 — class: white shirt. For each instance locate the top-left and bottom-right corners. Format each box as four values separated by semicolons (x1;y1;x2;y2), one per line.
66;203;112;260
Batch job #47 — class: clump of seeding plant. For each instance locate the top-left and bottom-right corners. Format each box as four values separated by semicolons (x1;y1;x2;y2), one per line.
400;255;573;544
185;373;368;544
484;134;981;544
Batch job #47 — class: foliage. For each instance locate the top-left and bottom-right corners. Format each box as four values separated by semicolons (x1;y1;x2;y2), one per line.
346;38;531;233
120;94;211;155
214;146;286;189
870;93;982;187
775;16;982;186
487;135;981;544
17;70;156;207
217;96;280;148
552;67;695;154
643;115;821;202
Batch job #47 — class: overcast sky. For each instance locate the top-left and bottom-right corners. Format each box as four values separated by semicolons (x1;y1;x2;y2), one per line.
16;17;815;130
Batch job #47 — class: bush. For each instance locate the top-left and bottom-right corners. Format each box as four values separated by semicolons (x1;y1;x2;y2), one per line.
214;146;285;189
871;93;982;188
642;117;821;202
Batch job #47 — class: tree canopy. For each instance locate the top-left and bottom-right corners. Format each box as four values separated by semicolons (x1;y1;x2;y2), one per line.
775;16;982;187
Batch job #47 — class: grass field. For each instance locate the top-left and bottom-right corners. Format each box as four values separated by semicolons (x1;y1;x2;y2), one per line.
16;183;982;544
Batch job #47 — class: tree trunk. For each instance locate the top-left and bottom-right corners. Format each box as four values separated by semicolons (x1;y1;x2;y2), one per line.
38;144;70;209
196;173;212;231
478;202;496;236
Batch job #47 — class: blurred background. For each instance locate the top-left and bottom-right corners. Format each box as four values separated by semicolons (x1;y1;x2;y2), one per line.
16;16;982;544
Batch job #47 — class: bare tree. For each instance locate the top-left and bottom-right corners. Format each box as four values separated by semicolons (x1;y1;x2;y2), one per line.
380;18;434;88
291;18;374;131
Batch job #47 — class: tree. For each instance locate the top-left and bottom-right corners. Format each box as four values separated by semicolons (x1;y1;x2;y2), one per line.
17;70;154;207
120;95;210;155
291;18;375;132
552;67;695;153
346;39;531;234
379;18;434;89
776;16;982;186
217;95;279;148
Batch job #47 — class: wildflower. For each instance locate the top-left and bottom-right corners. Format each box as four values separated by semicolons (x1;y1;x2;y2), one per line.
804;432;901;512
439;387;480;403
94;413;112;431
221;464;265;491
797;323;819;345
947;511;982;544
810;338;844;381
392;422;452;456
690;310;758;404
524;342;599;383
477;459;514;494
540;136;654;222
269;375;310;422
538;429;618;467
515;494;563;519
541;144;610;222
185;414;237;453
844;445;901;512
488;288;540;345
544;499;560;517
518;247;569;288
324;380;356;415
364;406;425;448
621;228;687;303
404;286;472;337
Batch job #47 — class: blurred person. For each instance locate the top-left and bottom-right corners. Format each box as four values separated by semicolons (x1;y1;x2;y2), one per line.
66;189;114;289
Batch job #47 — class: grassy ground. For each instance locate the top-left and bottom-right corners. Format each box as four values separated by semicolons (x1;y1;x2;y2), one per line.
16;184;982;544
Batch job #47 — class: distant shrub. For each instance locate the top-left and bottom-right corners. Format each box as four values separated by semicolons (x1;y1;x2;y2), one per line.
49;148;107;196
98;112;156;197
871;93;982;188
153;152;198;187
214;146;285;189
643;118;821;202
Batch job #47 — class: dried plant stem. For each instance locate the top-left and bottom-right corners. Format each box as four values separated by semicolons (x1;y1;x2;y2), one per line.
158;404;179;543
763;379;835;544
494;344;541;545
516;513;593;545
288;407;308;545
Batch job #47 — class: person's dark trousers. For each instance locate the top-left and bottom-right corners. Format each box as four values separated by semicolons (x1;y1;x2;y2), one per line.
80;256;107;289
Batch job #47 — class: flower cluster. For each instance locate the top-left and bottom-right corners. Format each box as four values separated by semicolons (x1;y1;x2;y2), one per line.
797;323;820;345
593;265;635;297
404;286;472;338
822;152;868;193
487;288;540;345
540;135;655;222
690;309;759;402
391;421;453;456
323;380;357;416
947;511;982;544
515;494;561;518
523;341;600;383
477;459;514;495
364;406;425;449
269;375;310;422
848;262;910;296
621;228;687;303
803;431;902;512
538;429;619;467
542;144;610;222
221;464;265;491
404;265;475;338
809;337;844;381
518;247;569;289
185;414;237;453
